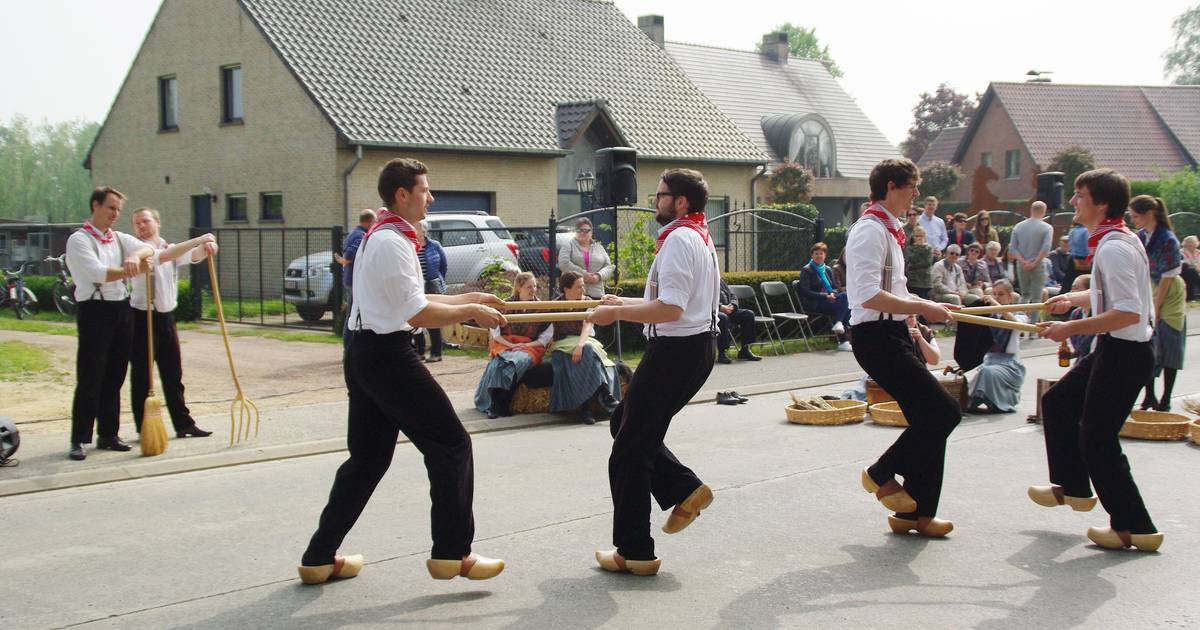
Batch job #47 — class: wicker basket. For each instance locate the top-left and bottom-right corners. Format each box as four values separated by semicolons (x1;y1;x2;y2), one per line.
1191;420;1200;446
1118;410;1191;441
868;401;908;427
785;399;867;425
866;375;969;411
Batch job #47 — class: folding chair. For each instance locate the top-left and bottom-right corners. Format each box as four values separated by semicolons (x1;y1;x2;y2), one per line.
759;281;813;351
790;279;833;334
728;284;784;355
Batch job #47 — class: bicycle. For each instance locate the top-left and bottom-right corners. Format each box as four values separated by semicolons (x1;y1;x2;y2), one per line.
2;262;39;319
45;255;77;316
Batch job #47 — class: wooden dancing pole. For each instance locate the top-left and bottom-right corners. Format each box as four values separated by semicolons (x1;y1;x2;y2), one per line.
500;299;600;311
956;302;1047;315
950;312;1042;333
503;311;593;323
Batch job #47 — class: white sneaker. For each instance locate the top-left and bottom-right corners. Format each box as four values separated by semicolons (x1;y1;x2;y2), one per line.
837;341;852;352
832;321;845;335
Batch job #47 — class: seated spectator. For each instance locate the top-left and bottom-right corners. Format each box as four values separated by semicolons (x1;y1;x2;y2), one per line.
984;241;1008;284
967;280;1027;413
841;315;939;400
932;245;982;306
474;272;553;419
1067;274;1095;363
1181;235;1200;301
795;242;851;351
716;277;762;364
548;271;619;425
949;212;976;249
904;226;934;299
1048;235;1073;289
902;208;920;242
958;243;991;295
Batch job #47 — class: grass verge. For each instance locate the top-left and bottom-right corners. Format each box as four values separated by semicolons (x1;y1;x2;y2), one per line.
0;341;54;380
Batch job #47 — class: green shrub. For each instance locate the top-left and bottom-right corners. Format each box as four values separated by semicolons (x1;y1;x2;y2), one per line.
758;202;819;221
1130;180;1162;199
22;275;57;307
1159;167;1200;214
175;278;198;321
821;225;849;261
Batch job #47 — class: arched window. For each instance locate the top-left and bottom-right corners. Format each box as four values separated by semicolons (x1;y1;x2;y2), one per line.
789;117;834;178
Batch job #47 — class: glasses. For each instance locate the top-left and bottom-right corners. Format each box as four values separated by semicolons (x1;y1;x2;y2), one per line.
906;213;918;218
578;228;592;233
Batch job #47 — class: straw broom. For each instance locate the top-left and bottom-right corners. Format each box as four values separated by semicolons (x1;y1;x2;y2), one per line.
140;267;169;457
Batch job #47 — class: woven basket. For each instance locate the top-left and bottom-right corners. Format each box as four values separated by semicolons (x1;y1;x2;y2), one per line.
868;401;908;427
785;399;867;425
1191;420;1200;446
866;375;969;411
1118;410;1191;441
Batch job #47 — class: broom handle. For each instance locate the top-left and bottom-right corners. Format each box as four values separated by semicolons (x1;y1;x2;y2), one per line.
956;302;1047;315
503;311;593;323
501;299;600;311
146;267;156;392
207;256;243;391
950;311;1042;333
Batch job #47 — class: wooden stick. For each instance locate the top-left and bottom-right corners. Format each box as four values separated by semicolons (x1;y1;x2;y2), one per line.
503;311;593;323
957;302;1047;315
500;300;600;311
950;312;1042;333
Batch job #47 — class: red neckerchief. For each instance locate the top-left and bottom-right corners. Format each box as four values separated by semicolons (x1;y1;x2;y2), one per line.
82;221;115;244
364;209;421;252
1087;217;1132;264
655;211;710;254
863;203;905;248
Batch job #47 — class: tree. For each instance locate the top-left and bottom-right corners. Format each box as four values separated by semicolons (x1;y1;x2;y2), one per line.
919;162;962;201
1048;145;1097;193
1159;166;1200;213
768;160;814;204
900;84;977;161
0;116;100;222
755;23;843;77
1164;3;1200;85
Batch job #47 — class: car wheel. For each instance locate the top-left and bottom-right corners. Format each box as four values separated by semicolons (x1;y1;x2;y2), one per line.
295;305;326;322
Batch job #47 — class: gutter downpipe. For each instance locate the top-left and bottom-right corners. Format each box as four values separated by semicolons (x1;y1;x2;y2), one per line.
343;144;364;229
750;163;768;207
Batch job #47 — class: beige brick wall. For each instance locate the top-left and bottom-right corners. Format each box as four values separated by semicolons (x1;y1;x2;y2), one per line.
950;101;1037;205
88;0;340;246
635;161;757;210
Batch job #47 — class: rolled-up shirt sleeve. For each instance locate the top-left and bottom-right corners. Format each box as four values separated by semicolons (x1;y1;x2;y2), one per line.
65;231;109;287
652;234;695;310
846;224;887;307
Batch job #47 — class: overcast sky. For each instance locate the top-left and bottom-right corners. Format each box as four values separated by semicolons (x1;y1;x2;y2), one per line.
1;0;1194;147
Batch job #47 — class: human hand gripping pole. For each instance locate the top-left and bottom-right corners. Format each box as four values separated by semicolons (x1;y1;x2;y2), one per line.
207;256;261;446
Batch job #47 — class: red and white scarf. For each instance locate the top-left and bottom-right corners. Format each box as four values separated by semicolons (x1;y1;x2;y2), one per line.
364;208;421;252
82;221;115;244
1087;217;1132;264
655;212;710;253
862;203;905;248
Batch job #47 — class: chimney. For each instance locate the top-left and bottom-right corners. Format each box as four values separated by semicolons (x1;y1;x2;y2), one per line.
638;15;664;48
762;32;789;64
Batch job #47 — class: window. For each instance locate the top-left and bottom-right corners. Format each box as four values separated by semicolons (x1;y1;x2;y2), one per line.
484;218;511;240
980;152;993;168
261;193;283;221
789;118;834;178
428;219;482;247
221;65;243;123
159;76;179;131
1005;150;1020;179
705;197;729;247
226;194;247;221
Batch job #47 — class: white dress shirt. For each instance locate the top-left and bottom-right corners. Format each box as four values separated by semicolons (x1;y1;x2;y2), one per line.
130;239;192;312
347;227;429;334
917;212;949;252
846;213;910;326
65;229;145;302
643;226;719;338
1091;232;1154;343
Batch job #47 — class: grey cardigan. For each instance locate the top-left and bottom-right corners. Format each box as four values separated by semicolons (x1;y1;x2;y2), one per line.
557;238;615;299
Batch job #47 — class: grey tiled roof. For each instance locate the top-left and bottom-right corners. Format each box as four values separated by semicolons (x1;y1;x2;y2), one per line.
555;100;627;149
1142;86;1200;164
237;0;767;163
663;41;898;178
918;126;966;167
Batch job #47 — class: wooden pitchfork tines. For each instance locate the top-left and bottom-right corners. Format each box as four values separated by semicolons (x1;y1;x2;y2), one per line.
207;256;260;446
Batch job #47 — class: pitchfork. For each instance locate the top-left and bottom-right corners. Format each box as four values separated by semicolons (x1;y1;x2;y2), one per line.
207;256;260;446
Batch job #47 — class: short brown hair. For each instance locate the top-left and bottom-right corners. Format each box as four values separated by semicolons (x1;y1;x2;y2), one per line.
1075;168;1130;220
953;212;968;223
660;168;709;212
377;158;429;208
358;208;377;224
559;270;583;292
133;207;161;222
869;159;920;201
90;186;125;209
810;242;828;254
966;242;982;254
574;217;593;230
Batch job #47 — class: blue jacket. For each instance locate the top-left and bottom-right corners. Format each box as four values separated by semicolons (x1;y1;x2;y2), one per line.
340;226;367;287
422;238;447;284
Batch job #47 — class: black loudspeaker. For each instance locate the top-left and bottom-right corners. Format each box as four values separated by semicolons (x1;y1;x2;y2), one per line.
594;147;638;207
1037;171;1065;211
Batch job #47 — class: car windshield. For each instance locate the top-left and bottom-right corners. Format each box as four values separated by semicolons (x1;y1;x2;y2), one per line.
485;218;511;240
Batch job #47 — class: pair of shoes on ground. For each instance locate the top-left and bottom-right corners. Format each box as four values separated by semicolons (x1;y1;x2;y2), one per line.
298;553;505;585
1139;399;1171;412
596;483;715;576
716;391;748;405
1027;485;1163;552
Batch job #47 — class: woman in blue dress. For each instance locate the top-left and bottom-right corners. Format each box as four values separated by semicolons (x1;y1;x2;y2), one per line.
967;279;1028;413
549;271;619;424
1130;195;1186;411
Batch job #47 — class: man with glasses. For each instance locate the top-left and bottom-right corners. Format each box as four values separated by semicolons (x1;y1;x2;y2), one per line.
932;245;981;306
917;196;948;257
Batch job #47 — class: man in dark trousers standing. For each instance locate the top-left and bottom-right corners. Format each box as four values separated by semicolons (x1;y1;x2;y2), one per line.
587;168;720;576
64;187;155;461
846;159;960;538
299;158;509;585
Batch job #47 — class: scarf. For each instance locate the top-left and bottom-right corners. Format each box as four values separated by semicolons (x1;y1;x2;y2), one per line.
1139;226;1181;282
1086;217;1131;264
82;221;115;244
863;203;905;247
364;209;421;252
655;211;710;253
809;261;834;293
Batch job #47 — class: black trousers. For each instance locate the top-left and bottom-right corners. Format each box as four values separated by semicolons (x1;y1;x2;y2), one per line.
1041;335;1156;533
851;320;961;517
1181;264;1200;301
130;308;194;432
716;309;756;352
608;332;715;560
303;330;475;565
71;300;133;444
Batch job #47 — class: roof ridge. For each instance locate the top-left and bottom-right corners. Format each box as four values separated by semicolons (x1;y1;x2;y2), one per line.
992;81;1200;90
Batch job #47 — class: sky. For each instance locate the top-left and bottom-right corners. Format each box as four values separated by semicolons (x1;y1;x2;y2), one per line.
0;0;1194;147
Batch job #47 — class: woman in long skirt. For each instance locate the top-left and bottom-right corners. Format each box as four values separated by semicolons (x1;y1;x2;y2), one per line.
474;272;552;419
1130;195;1186;412
549;271;618;424
967;280;1027;413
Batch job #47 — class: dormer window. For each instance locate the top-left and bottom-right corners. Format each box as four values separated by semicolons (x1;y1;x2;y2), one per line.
790;118;834;178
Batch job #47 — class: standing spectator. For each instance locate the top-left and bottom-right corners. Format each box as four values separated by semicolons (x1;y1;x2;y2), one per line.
904;226;934;299
557;217;615;299
973;210;999;248
716;277;762;363
902;208;920;242
413;220;447;362
917;196;948;256
64;187;155;461
796;242;852;350
1008;201;1053;323
932;245;982;306
1130;196;1185;412
335;209;376;346
984;241;1008;284
958;243;991;295
1068;222;1091;282
948;213;975;249
1180;235;1200;301
129;207;217;439
1048;235;1073;289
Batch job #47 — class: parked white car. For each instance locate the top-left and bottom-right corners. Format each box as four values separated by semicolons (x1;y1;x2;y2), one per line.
283;212;519;321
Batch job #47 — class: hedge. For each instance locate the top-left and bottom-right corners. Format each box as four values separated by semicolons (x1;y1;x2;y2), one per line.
1130;180;1161;199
